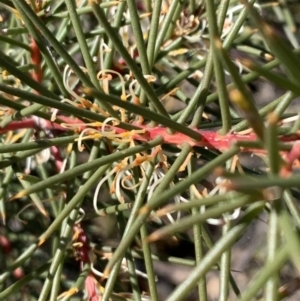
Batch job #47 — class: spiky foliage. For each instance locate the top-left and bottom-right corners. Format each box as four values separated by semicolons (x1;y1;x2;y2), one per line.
1;0;300;300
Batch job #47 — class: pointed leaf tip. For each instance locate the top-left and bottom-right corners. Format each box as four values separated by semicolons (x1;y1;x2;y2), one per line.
267;112;279;126
9;190;27;201
145;232;161;243
38;237;46;247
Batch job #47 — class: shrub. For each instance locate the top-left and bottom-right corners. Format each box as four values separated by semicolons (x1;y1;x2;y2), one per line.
1;0;300;300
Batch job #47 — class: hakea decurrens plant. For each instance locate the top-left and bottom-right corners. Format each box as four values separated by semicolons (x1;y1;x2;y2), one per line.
2;1;300;301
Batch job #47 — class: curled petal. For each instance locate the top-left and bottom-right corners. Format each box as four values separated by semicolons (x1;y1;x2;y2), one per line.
93;168;117;215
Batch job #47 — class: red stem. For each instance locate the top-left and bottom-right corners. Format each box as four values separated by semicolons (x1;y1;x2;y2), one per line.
1;116;300;151
29;37;42;84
